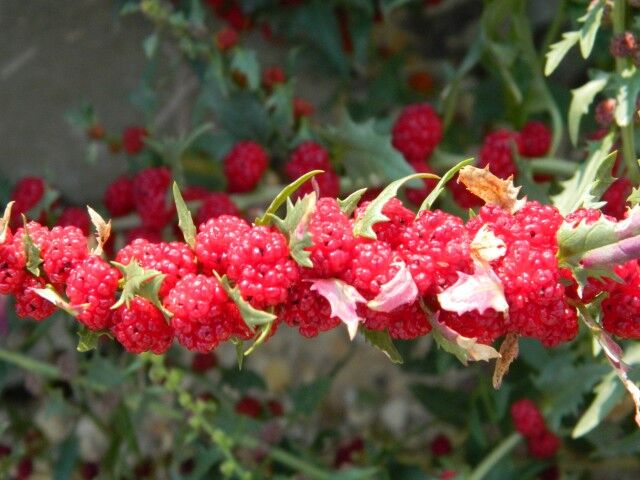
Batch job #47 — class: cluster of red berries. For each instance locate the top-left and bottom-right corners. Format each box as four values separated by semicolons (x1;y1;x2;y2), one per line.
510;399;560;459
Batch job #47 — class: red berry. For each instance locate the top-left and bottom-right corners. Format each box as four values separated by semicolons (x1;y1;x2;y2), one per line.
66;256;121;331
366;301;430;340
342;240;400;297
262;66;286;90
11;177;45;226
227;226;299;307
43;226;88;284
439;309;505;345
15;275;55;321
164;273;240;352
510;399;546;438
13;222;50;255
355;198;414;248
223;141;269;193
284;142;340;198
610;31;637;57
104;175;134;217
602;280;640;339
430;434;452;457
195;215;251;275
17;457;33;480
235;396;262;417
191;352;218;372
293;97;315;118
132;167;173;229
0;237;26;295
595;99;616;128
518;121;551;157
215;26;238;51
407;70;434;95
602;177;632;220
122;126;148;155
196;193;240;226
279;284;339;337
527;430;560;459
391;103;443;164
267;399;284;416
56;207;90;235
478;129;518;179
81;463;99;480
112;297;173;354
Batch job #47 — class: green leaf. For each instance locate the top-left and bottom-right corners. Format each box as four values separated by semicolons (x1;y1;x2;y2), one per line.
338;188;367;216
33;286;78;316
321;110;416;184
551;134;616;215
269;193;317;268
256;170;323;226
545;31;580;76
77;328;112;352
214;273;277;329
22;220;42;276
230;48;261;90
172;182;196;248
353;173;437;239
0;201;15;244
578;0;605;58
628;187;640;207
615;67;640;127
111;261;169;316
568;73;609;145
572;371;623;438
143;32;159;58
362;328;403;364
419;158;474;212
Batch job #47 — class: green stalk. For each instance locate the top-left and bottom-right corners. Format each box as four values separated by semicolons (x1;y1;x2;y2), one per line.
468;433;522;480
612;0;640;182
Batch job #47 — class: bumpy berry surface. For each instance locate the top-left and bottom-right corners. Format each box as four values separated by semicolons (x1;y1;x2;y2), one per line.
342;240;400;297
399;210;471;295
439;309;505;345
527;430;560;459
104;175;134;217
132;167;173;229
122;126;147;155
227;226;299;307
13;221;51;254
43;226;88;284
112;297;173;354
305;198;355;277
602;279;640;339
164;274;239;352
518;121;551;157
66;256;121;330
196;193;239;225
355;198;414;248
15;275;55;321
284;141;340;198
391;103;443;165
510;399;546;438
195;215;251;275
478;129;518;179
56;207;90;235
0;236;26;295
602;177;632;220
224;141;269;193
366;302;431;340
279;285;339;337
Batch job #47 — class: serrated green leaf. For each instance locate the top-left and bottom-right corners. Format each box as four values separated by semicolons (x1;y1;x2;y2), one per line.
568;73;609;145
172;182;196;248
362;328;403;364
243;321;275;356
77;327;112;353
230;48;261;90
552;134;616;215
545;31;580;76
256;170;322;226
338;188;367;216
579;0;605;58
214;273;277;329
615;67;640;127
269;193;317;268
419;158;474;212
321;110;416;184
111;260;167;312
354;173;437;239
22;220;42;276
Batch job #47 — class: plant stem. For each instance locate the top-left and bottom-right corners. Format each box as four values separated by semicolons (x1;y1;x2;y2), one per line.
612;0;640;182
528;157;577;177
468;433;522;480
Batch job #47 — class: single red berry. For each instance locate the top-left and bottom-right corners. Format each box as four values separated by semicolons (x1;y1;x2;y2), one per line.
56;207;90;235
595;98;616;128
262;66;286;90
518;121;551;158
11;177;45;226
222;4;251;30
279;284;339;337
104;175;135;217
42;226;88;284
285;142;340;198
602;281;640;339
527;430;560;459
430;434;452;457
391;103;443;164
0;237;26;295
267;399;284;417
235;396;262;418
81;462;99;480
610;31;637;57
227;226;299;307
223;141;269;193
195;215;251;275
122;126;148;155
355;198;414;248
215;26;238;51
293;97;315;119
112;297;173;354
478;129;518;179
191;352;218;372
602;177;632;220
196;193;240;226
67;256;121;330
12;222;50;257
15;275;55;321
342;240;400;298
510;399;546;438
132;167;173;229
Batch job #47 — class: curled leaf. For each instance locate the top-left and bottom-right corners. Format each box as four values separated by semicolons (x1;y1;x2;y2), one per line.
310;278;366;340
437;260;508;316
111;261;170;317
338;188;368;216
87;206;111;256
77;327;112;352
367;261;418;312
419;158;474;212
471;225;506;262
0;201;14;244
457;166;525;214
173;182;196;249
362;328;403;364
492;333;520;389
268;192;317;268
214;272;277;329
256;170;323;226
